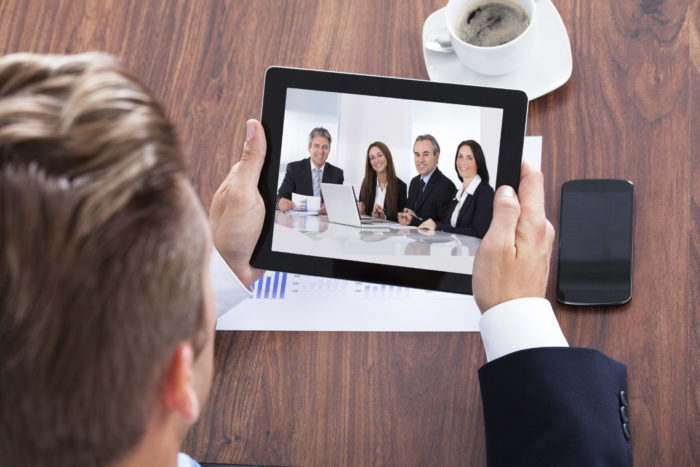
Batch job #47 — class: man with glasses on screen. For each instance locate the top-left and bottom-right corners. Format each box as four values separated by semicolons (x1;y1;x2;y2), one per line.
1;53;631;466
276;126;344;215
398;134;457;227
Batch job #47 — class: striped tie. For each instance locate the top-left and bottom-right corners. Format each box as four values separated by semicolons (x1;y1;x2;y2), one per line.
312;168;321;197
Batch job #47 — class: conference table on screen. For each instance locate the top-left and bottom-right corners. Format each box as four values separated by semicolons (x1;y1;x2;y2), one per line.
272;210;482;274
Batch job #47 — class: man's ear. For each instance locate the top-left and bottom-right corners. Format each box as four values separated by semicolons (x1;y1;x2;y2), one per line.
160;343;200;423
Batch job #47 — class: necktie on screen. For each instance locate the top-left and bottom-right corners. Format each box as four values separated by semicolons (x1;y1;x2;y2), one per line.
414;179;426;210
313;168;321;197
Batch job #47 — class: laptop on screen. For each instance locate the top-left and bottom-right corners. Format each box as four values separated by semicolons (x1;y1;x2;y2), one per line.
320;183;390;228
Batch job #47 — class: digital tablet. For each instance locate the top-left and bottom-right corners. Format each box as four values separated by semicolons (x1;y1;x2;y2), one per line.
252;67;527;294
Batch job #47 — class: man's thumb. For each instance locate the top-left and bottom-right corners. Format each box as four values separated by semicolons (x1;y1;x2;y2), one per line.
483;185;520;248
232;119;266;185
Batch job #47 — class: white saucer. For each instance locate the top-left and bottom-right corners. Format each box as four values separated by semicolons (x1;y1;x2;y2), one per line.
422;1;572;100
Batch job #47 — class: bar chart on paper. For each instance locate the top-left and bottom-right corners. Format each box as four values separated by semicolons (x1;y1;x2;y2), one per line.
249;271;411;300
216;270;482;332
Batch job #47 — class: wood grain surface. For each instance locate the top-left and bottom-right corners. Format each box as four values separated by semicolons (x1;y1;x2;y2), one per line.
1;1;697;465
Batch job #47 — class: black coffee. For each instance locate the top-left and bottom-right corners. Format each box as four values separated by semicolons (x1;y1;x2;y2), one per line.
456;1;530;47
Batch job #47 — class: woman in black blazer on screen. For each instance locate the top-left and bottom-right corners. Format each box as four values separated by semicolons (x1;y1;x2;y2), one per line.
357;141;407;222
418;140;494;238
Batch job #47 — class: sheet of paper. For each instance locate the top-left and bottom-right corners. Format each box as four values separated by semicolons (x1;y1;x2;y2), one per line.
216;136;542;332
291;193;321;212
385;224;418;230
217;272;481;331
285;211;318;216
522;136;542;169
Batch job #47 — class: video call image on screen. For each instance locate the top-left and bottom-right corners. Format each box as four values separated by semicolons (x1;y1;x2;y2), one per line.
272;87;504;275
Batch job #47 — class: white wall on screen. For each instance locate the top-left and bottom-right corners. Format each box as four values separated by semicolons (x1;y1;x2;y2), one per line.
336;94;412;191
279;89;340;174
480;107;503;189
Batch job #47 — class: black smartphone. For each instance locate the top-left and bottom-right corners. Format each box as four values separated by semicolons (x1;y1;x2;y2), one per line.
556;179;634;306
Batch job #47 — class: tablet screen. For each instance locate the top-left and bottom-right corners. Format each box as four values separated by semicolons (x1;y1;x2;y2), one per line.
254;68;527;294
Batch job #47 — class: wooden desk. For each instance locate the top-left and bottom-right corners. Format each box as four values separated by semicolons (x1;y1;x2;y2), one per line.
2;1;697;465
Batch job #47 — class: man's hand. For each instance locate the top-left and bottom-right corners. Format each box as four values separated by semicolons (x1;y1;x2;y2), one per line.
319;203;327;215
398;208;417;225
210;119;267;287
277;198;294;212
418;218;437;230
472;160;555;312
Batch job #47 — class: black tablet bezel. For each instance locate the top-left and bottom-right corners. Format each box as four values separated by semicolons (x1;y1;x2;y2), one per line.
252;67;528;295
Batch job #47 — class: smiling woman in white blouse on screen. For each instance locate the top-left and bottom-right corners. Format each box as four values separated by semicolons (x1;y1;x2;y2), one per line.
357;141;407;222
418;140;495;238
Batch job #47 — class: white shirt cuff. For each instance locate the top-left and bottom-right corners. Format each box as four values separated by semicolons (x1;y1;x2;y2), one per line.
479;297;568;362
209;245;253;319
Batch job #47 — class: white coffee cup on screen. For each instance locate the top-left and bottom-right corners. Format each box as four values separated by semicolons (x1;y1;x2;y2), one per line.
445;0;537;76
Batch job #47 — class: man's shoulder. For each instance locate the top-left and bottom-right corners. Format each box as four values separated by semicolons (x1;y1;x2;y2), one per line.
325;161;343;174
288;158;310;170
433;168;456;190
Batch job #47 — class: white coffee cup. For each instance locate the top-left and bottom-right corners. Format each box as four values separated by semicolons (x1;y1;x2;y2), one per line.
445;0;537;76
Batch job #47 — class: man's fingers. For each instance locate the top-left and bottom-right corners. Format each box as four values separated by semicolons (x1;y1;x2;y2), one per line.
483;185;520;249
516;159;548;244
518;160;545;216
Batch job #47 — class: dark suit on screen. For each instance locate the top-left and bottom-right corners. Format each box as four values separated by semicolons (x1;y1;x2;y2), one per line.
436;181;494;238
360;177;407;222
405;168;457;227
479;347;633;466
276;157;344;203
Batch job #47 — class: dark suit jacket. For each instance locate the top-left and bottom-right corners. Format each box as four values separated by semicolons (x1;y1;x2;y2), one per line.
405;168;457;226
360;177;407;222
436;181;494;238
479;347;633;466
276;157;344;202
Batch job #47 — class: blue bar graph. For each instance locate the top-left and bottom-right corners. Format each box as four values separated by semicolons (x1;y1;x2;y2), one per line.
246;271;414;301
263;276;271;299
249;272;287;300
272;271;280;299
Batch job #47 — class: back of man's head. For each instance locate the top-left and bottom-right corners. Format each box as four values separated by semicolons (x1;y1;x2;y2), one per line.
0;53;207;466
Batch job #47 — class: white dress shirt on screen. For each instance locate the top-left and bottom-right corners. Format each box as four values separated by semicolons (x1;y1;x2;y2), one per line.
373;182;386;214
450;175;482;228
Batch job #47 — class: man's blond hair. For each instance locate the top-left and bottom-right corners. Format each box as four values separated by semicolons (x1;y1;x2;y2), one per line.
0;53;206;466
